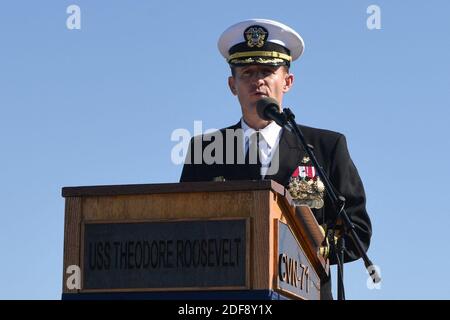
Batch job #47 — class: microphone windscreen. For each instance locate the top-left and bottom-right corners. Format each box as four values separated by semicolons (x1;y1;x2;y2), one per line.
256;97;280;120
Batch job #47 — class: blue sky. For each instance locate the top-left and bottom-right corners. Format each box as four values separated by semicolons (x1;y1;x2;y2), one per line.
1;0;449;299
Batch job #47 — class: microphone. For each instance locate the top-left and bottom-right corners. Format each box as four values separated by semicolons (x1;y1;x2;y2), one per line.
256;97;288;126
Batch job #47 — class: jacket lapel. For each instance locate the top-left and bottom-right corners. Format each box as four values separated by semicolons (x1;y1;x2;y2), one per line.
223;121;250;180
265;127;305;186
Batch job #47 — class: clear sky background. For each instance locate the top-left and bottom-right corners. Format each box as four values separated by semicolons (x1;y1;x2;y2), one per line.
1;0;449;300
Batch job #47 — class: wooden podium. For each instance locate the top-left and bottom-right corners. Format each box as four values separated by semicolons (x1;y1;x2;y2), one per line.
61;180;329;300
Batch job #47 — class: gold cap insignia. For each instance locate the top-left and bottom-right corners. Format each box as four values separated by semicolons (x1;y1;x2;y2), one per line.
244;25;268;48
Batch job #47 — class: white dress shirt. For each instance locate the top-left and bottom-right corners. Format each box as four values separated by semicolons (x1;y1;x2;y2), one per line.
241;118;283;178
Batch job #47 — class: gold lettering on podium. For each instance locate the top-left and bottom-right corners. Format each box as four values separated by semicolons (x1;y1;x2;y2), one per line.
278;253;309;292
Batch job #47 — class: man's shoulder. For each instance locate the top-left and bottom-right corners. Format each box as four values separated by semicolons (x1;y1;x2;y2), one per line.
190;122;241;142
298;124;345;143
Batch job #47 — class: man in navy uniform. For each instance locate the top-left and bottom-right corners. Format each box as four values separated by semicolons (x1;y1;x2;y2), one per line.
180;19;372;300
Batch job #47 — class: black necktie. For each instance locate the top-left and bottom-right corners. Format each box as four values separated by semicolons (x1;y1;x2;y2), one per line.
245;132;262;180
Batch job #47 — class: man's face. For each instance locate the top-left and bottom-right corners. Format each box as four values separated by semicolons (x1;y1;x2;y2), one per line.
228;65;294;117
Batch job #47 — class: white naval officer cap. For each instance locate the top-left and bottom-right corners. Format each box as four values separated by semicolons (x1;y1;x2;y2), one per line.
217;18;304;67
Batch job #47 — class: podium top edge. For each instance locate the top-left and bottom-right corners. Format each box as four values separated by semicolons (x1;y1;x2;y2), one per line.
62;180;286;198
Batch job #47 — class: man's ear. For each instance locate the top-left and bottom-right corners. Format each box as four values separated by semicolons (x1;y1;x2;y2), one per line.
228;76;237;95
283;73;294;93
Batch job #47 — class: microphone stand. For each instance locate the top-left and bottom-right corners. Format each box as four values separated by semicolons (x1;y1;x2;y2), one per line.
280;108;380;300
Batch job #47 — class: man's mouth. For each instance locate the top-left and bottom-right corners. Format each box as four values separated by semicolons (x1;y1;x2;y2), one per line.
252;92;267;97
